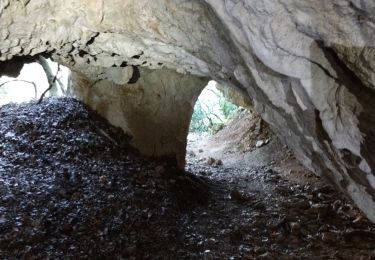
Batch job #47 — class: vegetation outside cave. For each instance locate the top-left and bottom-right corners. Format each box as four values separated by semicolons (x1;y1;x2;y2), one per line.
189;80;242;135
0;58;69;106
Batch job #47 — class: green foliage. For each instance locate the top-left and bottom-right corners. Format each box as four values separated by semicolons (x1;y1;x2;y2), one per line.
220;98;239;119
189;101;210;133
189;87;240;134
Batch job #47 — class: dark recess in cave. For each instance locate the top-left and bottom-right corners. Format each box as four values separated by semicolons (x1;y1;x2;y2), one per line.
128;65;141;84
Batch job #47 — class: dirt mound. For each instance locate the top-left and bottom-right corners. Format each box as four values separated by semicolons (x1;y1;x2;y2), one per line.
187;110;284;168
211;109;273;153
0;98;208;258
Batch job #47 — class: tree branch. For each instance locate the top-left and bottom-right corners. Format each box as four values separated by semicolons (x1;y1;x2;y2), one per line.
37;63;60;104
0;79;37;98
37;56;59;93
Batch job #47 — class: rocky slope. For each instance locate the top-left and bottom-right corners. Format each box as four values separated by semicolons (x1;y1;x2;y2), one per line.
1;1;375;221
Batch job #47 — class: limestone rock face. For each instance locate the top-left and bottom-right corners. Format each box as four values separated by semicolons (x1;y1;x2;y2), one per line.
70;68;207;168
2;0;375;222
215;82;253;110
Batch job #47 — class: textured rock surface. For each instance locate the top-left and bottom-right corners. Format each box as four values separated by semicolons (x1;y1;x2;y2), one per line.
1;1;375;221
70;68;207;168
215;82;253;110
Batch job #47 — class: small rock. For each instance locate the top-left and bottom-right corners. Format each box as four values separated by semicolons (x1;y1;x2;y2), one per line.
4;131;15;138
71;192;82;200
0;216;7;225
99;175;112;189
256;140;265;148
275;234;285;243
199;170;207;176
230;189;251;202
309;204;330;217
99;175;108;185
124;245;137;255
290;222;301;235
313;185;335;195
353;215;363;223
203;249;213;260
207;157;215;165
188;150;196;157
258;252;272;259
254;247;267;254
287;235;303;248
154;165;165;177
332;200;342;211
206;157;223;166
286;200;310;210
321;232;336;242
266;169;279;175
317;192;328;200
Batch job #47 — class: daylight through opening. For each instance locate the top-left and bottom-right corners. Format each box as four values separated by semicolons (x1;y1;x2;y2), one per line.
186;80;278;170
0;59;69;106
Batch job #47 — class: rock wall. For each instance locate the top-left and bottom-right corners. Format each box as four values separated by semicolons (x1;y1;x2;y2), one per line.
70;68;207;168
1;0;375;222
71;69;207;168
215;82;253;110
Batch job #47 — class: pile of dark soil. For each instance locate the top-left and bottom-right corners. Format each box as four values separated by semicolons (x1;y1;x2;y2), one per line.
0;98;207;259
0;98;375;259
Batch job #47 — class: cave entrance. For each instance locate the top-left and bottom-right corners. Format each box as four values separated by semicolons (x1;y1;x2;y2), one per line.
186;80;275;170
188;80;241;136
0;59;69;106
186;80;288;172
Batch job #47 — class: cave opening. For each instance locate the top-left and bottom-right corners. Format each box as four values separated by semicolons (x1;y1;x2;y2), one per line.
0;59;69;105
181;78;375;259
186;80;277;170
188;80;241;136
186;80;243;167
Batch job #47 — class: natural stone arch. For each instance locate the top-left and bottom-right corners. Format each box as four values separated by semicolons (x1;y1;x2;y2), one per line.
70;68;208;168
1;0;375;222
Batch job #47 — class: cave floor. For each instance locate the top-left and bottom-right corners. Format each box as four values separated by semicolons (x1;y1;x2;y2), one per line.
0;98;374;259
185;129;375;259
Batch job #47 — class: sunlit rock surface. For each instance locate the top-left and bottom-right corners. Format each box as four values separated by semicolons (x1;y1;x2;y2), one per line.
1;0;375;221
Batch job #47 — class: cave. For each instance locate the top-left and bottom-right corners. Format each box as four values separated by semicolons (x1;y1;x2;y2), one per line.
1;1;375;258
0;59;70;104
